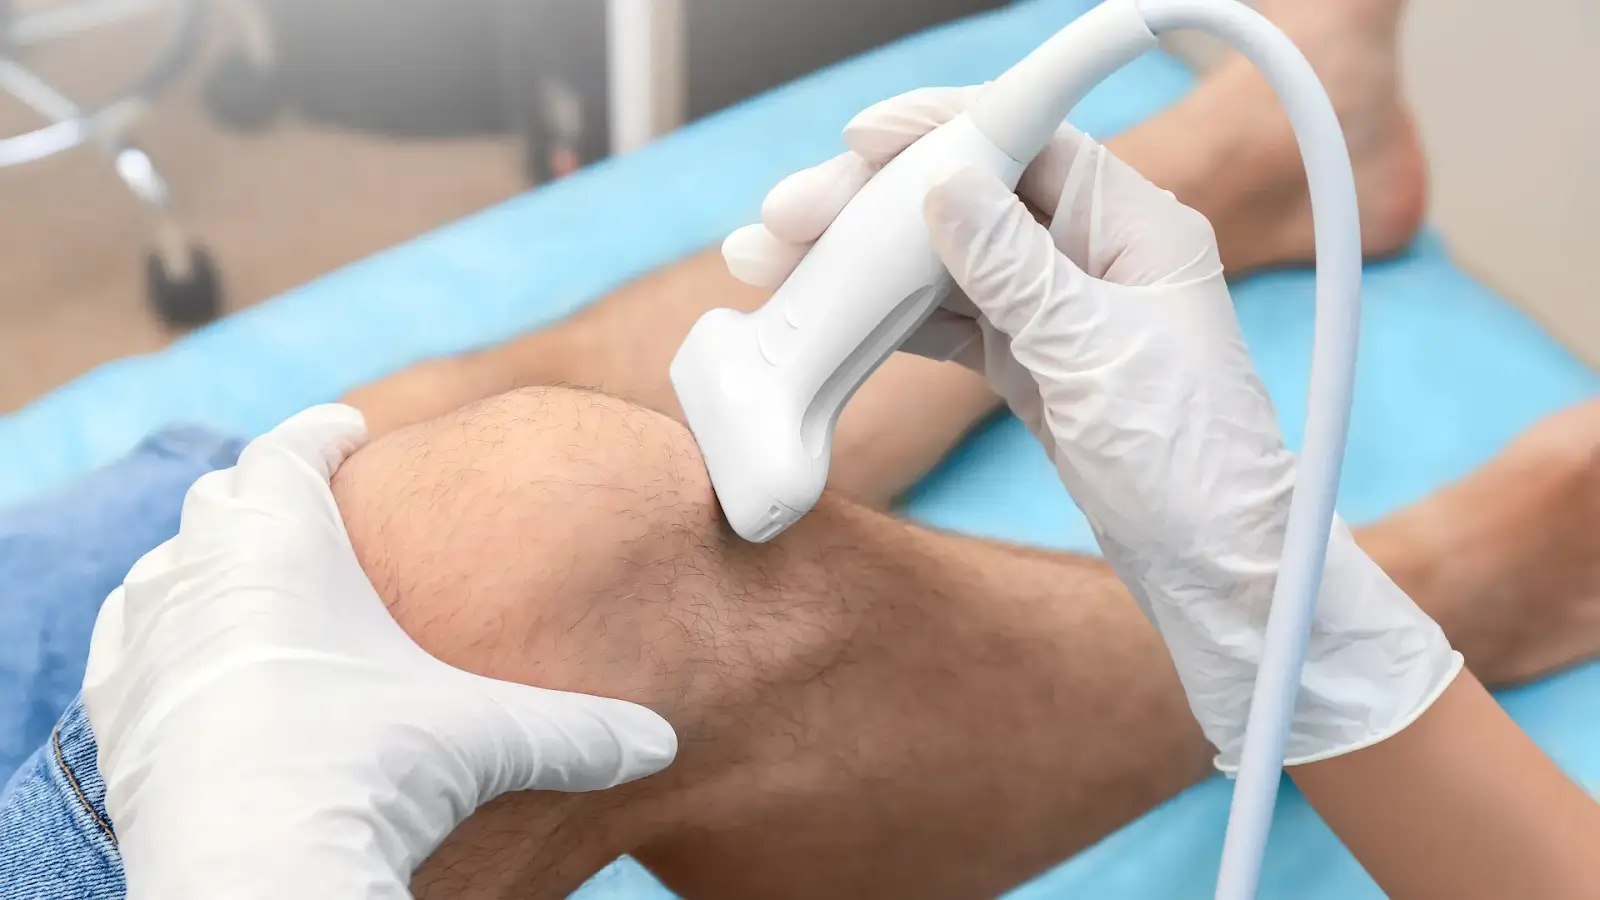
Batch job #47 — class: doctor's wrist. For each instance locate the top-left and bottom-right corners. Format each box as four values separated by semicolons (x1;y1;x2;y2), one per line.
1204;524;1464;771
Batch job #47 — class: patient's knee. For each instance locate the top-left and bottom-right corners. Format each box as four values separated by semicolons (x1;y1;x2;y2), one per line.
331;386;733;715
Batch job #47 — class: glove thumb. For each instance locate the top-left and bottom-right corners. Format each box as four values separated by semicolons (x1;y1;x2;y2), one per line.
184;404;368;550
924;165;1098;344
468;676;679;795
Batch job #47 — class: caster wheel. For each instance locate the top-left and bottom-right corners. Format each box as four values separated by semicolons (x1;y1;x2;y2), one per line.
203;47;282;131
147;246;222;328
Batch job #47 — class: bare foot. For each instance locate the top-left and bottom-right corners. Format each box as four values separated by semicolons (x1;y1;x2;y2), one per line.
1370;402;1600;686
1158;0;1428;272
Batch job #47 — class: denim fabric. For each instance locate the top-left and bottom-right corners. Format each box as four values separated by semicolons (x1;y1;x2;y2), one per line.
0;698;122;899
0;427;242;900
0;427;244;780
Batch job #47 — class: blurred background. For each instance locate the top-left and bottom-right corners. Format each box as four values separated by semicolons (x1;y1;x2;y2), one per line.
0;0;1595;411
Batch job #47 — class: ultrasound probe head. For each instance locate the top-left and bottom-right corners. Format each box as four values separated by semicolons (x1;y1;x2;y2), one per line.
669;0;1157;543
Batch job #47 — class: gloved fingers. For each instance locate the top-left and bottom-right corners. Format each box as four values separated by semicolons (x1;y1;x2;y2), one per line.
115;498;225;635
924;165;1091;340
722;224;807;289
842;86;1097;224
840;86;1220;286
899;307;982;363
760;150;876;244
470;678;678;792
1090;150;1222;286
185;404;368;542
237;403;369;490
842;85;984;165
81;585;129;731
1015;119;1098;217
724;152;875;289
1033;128;1223;286
974;323;1051;450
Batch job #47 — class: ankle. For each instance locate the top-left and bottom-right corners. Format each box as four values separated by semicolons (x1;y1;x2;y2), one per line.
1360;463;1574;688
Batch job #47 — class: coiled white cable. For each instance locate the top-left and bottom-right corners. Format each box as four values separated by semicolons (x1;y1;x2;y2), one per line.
1134;3;1362;897
968;0;1361;894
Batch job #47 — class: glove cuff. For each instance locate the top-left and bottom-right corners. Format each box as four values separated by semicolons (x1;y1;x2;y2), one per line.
1212;650;1464;775
1207;520;1463;772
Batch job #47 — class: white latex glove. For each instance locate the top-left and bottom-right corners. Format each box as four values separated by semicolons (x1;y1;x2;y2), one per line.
730;86;1461;769
82;405;677;899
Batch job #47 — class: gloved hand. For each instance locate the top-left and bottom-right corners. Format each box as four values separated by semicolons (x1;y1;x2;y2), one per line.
728;86;1462;769
82;405;677;899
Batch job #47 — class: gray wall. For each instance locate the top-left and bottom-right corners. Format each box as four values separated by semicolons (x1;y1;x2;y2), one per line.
1401;0;1600;364
684;0;1007;118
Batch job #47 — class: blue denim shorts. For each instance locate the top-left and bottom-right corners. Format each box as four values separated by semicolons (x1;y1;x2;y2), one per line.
1;698;122;898
0;426;245;900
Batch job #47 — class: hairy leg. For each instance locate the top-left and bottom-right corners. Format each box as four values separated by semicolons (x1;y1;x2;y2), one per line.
329;388;1600;900
335;386;1190;899
341;250;998;507
1123;0;1426;271
344;0;1427;500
